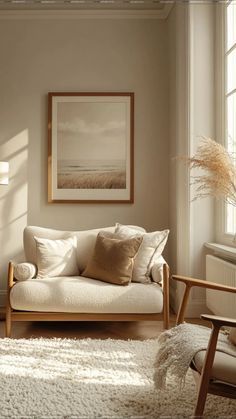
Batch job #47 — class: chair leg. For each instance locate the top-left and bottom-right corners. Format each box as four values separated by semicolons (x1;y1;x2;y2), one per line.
194;387;208;418
194;325;220;417
176;284;192;325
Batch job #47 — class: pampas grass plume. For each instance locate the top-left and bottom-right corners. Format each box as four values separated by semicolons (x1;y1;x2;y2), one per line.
183;137;236;206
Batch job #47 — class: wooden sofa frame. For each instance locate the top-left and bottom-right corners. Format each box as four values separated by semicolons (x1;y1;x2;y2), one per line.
5;262;170;337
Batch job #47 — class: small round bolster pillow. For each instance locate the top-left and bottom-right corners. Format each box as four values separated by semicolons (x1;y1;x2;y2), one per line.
14;262;37;281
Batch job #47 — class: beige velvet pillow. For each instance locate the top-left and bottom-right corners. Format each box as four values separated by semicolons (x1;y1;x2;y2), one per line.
229;327;236;345
35;236;79;278
115;224;169;283
82;232;142;286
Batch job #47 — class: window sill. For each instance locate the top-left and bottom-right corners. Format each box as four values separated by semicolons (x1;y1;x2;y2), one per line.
205;242;236;263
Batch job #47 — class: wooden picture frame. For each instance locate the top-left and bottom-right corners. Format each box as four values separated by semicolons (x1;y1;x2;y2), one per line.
48;92;134;203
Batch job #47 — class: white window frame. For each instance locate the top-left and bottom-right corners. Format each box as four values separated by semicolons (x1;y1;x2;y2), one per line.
216;0;236;246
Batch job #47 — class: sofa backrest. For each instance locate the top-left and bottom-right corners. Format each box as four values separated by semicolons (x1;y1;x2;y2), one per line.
24;225;115;272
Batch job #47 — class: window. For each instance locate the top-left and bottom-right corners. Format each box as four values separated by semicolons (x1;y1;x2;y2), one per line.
217;1;236;242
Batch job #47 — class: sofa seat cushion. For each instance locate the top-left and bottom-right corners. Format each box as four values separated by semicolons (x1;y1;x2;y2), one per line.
193;350;236;386
10;276;163;314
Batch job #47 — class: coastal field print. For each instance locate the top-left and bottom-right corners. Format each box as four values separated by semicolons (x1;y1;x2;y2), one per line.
48;93;134;203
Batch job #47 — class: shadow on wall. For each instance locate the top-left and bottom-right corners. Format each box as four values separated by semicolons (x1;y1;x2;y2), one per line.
0;129;28;304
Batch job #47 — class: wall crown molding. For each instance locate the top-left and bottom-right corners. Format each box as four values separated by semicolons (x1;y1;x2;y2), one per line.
0;2;174;19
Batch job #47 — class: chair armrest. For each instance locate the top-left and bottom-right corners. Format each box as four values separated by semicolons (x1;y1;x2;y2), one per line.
172;274;236;325
201;314;236;328
172;274;236;293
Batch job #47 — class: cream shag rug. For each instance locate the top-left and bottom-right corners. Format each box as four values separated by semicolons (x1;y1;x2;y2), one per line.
0;338;235;418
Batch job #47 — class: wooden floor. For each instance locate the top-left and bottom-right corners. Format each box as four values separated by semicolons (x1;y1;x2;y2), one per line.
0;314;209;340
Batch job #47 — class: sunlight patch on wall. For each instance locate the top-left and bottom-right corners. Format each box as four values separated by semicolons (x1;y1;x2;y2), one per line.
0;129;28;304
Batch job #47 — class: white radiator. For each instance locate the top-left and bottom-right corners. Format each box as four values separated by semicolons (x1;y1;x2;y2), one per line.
206;255;236;318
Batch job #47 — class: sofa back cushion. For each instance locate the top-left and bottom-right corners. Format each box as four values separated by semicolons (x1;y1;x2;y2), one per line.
74;227;116;272
24;225;115;272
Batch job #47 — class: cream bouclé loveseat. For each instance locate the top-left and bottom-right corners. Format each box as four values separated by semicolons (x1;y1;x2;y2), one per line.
6;224;170;337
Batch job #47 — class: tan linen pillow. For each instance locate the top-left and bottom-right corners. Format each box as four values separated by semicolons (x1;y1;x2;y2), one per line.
115;224;169;283
35;236;79;278
229;327;236;345
82;232;142;285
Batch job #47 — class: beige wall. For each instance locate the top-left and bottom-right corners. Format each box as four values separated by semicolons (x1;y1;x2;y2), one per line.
0;16;169;301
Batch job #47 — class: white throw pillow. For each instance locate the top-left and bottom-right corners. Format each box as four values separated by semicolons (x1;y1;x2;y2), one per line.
116;223;146;233
14;262;37;281
115;224;169;283
34;236;79;278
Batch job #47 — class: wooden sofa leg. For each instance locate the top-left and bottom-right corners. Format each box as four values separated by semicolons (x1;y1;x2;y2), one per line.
5;261;14;338
5;306;12;338
163;264;170;329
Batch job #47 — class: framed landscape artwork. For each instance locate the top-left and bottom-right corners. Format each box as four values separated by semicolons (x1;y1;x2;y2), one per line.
48;92;134;203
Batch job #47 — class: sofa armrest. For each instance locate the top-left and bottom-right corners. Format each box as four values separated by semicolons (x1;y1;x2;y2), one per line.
151;255;167;283
6;262;17;337
6;262;16;318
162;261;170;330
13;262;37;281
150;257;170;329
8;261;16;289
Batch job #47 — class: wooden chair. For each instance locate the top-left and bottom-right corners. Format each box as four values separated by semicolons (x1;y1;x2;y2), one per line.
172;274;236;418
